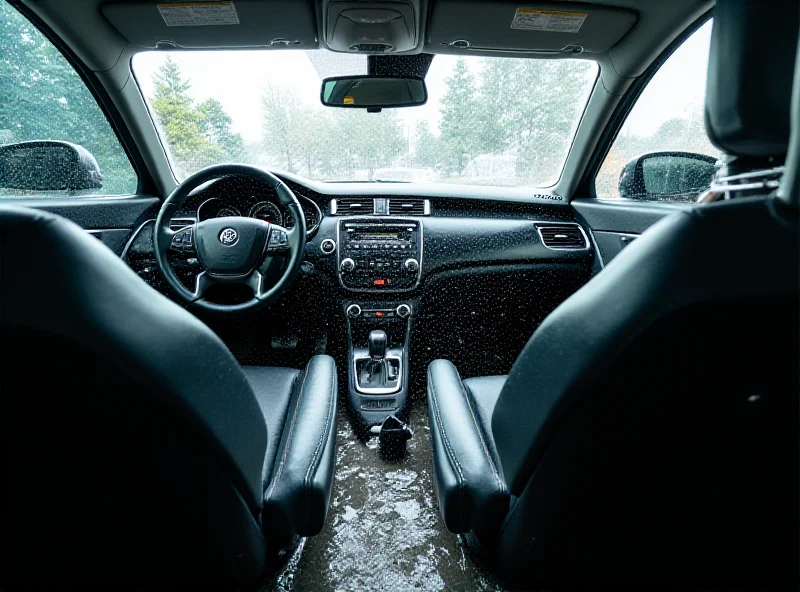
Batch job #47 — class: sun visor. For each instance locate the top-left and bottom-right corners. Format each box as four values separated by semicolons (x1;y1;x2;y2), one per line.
101;0;318;49
427;1;636;55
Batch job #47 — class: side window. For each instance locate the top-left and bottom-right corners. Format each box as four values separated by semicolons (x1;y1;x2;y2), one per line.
0;2;137;197
595;20;721;203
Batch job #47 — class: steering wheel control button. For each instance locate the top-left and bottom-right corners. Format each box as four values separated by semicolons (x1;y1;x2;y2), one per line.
267;228;290;253
346;304;362;318
396;304;412;318
218;227;239;246
340;258;356;272
170;227;195;252
320;238;336;254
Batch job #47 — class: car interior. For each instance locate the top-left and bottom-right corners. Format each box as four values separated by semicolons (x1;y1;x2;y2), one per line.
0;0;798;589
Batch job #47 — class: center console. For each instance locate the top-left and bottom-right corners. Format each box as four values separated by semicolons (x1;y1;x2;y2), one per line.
336;218;422;432
338;219;421;291
344;298;415;431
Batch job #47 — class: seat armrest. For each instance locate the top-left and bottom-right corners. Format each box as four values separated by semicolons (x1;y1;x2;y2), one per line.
427;360;509;535
262;355;338;547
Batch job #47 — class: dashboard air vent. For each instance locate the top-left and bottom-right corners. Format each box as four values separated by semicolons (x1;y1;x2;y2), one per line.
333;198;375;215
388;199;429;216
538;225;587;249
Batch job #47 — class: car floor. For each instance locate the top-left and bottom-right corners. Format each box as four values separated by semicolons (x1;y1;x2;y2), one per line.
264;401;506;592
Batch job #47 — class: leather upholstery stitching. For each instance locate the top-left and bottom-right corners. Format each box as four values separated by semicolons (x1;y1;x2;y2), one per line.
458;372;504;494
302;357;336;533
428;365;467;532
264;363;310;501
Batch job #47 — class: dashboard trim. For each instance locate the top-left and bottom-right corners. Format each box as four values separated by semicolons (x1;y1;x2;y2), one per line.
120;218;156;261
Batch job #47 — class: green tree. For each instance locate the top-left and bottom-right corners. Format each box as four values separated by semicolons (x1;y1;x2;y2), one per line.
0;1;136;193
198;98;245;161
149;57;244;176
151;57;219;174
499;60;595;184
439;59;479;174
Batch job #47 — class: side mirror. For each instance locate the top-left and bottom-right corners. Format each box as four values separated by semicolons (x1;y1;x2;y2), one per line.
321;75;427;110
618;151;717;201
0;140;103;192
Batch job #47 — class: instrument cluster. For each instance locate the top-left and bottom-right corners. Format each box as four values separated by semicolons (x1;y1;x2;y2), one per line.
196;186;322;238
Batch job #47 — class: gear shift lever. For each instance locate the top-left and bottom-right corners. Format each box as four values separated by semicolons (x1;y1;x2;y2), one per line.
368;330;387;361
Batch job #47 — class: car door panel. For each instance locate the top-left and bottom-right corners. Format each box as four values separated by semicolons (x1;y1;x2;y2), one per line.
7;196;159;255
572;198;693;265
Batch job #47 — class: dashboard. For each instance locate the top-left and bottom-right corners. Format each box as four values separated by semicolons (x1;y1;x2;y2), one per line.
107;169;597;381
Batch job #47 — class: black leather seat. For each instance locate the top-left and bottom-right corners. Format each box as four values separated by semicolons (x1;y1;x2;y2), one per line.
428;3;800;588
0;206;338;585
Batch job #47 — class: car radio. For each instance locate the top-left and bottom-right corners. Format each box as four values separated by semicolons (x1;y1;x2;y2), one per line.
338;220;421;290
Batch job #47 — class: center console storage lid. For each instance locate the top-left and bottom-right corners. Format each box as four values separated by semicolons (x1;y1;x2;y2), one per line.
427;0;637;55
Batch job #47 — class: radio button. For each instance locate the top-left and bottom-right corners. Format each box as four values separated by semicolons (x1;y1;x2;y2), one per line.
341;258;356;272
320;238;336;254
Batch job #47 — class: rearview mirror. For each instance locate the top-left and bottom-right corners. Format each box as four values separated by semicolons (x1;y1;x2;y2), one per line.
321;75;427;110
618;151;717;201
0;140;103;192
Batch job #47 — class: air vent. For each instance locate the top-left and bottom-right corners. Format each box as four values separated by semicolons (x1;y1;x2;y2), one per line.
332;198;375;215
170;218;195;231
388;199;429;216
537;225;587;249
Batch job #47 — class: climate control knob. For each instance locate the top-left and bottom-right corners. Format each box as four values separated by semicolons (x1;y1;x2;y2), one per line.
340;258;356;272
396;304;412;318
346;304;362;318
404;258;419;273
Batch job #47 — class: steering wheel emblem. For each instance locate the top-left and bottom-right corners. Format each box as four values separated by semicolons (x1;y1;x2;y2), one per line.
218;227;238;246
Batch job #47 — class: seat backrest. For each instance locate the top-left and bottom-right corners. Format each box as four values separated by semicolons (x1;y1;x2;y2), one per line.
0;207;269;583
489;2;800;585
493;198;799;584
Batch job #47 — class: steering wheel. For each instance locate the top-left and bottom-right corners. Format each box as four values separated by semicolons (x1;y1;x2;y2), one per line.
154;164;307;314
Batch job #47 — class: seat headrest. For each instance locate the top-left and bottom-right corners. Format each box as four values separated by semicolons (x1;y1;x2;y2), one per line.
705;0;799;158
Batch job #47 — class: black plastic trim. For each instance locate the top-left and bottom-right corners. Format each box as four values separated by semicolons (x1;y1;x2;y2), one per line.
571;197;691;234
4;196;159;229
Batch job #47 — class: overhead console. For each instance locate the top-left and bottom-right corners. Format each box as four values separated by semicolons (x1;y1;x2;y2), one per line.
102;0;318;49
428;0;637;55
322;0;424;53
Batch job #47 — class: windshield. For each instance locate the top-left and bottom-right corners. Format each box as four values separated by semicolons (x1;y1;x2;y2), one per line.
133;51;597;187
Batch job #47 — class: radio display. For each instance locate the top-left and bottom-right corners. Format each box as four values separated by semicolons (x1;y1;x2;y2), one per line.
356;232;401;240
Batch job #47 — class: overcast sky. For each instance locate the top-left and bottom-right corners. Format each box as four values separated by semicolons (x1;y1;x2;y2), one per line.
133;20;712;145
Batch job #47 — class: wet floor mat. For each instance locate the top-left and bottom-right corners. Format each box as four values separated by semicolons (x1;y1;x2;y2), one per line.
266;403;506;592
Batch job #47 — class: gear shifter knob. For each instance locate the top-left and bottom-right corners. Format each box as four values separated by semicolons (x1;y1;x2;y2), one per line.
368;330;387;360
